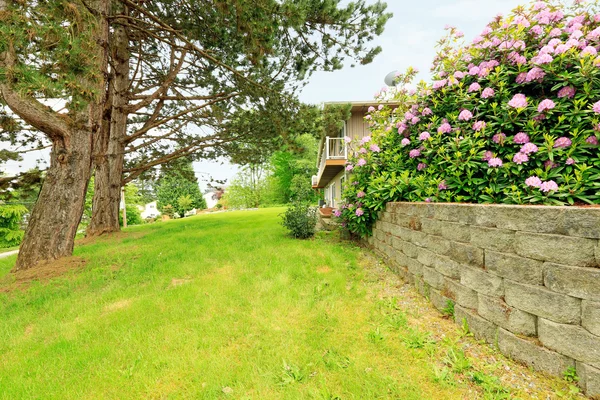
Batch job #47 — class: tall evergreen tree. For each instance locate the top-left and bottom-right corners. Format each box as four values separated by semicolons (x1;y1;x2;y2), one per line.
87;0;392;236
156;157;205;217
0;0;109;270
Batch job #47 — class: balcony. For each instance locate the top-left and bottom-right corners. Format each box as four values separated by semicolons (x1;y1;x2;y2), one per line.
312;137;347;188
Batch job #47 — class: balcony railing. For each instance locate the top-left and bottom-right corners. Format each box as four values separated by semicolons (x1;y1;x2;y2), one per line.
317;137;347;172
313;137;349;188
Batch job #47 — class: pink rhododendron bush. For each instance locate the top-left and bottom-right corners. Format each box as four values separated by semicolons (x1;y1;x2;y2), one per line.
341;0;600;237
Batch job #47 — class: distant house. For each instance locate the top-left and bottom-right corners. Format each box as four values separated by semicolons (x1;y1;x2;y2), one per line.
203;186;226;209
313;101;399;209
140;201;160;219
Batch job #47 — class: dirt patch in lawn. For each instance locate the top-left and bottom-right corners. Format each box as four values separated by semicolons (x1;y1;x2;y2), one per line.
0;256;87;293
170;278;192;287
76;230;148;247
103;299;132;313
316;265;331;274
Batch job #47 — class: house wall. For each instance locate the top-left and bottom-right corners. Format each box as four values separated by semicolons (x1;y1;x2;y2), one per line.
368;202;600;397
324;170;346;208
140;201;160;219
347;110;370;140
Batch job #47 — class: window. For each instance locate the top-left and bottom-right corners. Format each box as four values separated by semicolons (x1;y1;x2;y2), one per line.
330;182;336;208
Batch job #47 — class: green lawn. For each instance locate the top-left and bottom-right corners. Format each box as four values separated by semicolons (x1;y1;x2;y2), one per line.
0;209;577;399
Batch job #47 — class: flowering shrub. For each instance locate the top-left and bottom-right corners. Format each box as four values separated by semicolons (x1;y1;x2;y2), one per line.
340;0;600;237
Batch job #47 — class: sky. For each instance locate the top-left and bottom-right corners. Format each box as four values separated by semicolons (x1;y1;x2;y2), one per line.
3;0;524;192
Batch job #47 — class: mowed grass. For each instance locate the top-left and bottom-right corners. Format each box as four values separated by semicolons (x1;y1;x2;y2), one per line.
0;209;501;399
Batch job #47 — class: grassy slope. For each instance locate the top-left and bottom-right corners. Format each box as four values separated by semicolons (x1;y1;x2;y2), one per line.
0;209;564;399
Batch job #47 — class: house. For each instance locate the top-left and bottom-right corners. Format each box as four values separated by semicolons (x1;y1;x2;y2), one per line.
313;101;398;209
203;185;226;209
139;201;160;219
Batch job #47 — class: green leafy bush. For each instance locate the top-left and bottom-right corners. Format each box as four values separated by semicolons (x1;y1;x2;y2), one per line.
341;0;600;237
0;204;27;247
280;202;317;239
119;204;143;226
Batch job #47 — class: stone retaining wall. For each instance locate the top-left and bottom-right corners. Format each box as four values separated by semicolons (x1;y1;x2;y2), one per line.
368;202;600;397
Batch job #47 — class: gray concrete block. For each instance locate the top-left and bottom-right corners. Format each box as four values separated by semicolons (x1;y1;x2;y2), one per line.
492;205;566;234
450;241;484;267
414;276;430;297
577;362;600;398
433;204;461;222
380;221;393;233
405;257;424;278
485;250;543;285
424;234;452;256
406;228;429;248
562;208;600;239
515;232;597;267
422;266;444;290
538;318;600;368
477;294;537;336
391;212;411;228
461;266;504;297
432;255;461;279
470;226;515;253
416;247;437;268
583;301;600;337
381;212;392;222
430;288;453;313
473;205;500;227
504;280;581;324
544;263;600;301
440;221;471;243
454;304;497;344
401;240;420;259
420;218;442;236
389;224;404;238
498;328;575;377
444;277;479;309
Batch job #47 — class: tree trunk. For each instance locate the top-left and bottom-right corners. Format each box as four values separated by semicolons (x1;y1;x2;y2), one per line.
87;15;130;237
11;0;110;270
87;137;125;236
14;132;93;271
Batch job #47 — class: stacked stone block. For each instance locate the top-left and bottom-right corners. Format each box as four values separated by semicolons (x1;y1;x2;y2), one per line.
368;202;600;397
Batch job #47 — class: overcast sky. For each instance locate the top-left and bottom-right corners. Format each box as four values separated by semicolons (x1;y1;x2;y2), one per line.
4;0;524;191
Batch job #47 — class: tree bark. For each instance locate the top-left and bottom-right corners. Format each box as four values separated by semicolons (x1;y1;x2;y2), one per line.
14;132;94;270
87;14;129;237
87;128;125;237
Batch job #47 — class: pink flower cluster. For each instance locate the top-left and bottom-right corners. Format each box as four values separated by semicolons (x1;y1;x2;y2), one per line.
493;133;506;144
525;177;559;193
537;99;556;112
513;132;530;144
508;94;528;108
481;87;495;98
488;157;503;167
554;137;572;148
419;131;431;141
458;109;473;121
472;121;486;131
438;122;452;134
557;86;576;99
